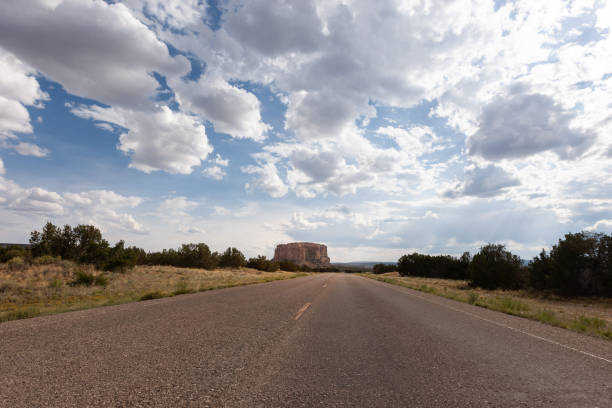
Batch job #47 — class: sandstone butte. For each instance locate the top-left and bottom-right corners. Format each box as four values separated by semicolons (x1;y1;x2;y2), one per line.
272;242;331;267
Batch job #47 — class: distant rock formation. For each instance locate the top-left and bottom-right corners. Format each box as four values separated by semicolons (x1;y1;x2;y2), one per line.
272;242;330;267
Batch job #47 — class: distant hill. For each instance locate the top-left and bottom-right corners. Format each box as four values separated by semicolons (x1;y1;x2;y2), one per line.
332;261;396;270
0;243;29;249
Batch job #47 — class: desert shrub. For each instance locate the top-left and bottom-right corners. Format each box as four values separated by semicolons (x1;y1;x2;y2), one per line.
70;270;95;286
372;263;397;274
70;271;108;287
94;274;109;287
32;255;61;265
247;255;279;272
278;260;301;272
173;280;193;295
218;247;246;268
140;291;166;301
100;240;141;272
49;278;63;289
0;246;29;263
6;256;26;271
469;244;526;289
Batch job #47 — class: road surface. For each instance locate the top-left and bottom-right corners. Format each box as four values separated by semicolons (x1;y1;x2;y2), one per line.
1;273;611;407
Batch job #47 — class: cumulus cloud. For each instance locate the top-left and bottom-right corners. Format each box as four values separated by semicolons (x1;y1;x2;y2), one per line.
468;90;596;160
172;74;270;141
0;0;189;109
242;162;289;198
158;196;198;215
203;154;230;180
444;164;520;198
203;166;226;181
0;169;146;234
0;48;49;155
223;0;323;56
585;219;612;232
12;142;49;157
72;105;212;174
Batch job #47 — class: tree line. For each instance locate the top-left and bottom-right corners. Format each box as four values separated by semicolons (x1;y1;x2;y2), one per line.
379;231;612;297
0;222;342;273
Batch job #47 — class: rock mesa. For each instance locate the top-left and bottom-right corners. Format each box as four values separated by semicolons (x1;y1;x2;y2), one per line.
272;242;330;267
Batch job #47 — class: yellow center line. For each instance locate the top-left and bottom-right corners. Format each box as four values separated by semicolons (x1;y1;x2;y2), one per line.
294;302;311;320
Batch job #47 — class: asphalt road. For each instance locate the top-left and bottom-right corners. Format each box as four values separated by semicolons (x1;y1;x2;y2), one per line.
1;274;611;407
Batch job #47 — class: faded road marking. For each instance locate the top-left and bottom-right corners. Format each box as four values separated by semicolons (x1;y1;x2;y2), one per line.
368;278;612;365
294;303;311;320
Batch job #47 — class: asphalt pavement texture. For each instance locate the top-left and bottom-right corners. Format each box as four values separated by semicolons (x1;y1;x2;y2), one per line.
1;273;611;407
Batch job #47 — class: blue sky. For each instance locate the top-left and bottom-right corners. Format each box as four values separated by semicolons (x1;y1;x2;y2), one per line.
0;0;611;261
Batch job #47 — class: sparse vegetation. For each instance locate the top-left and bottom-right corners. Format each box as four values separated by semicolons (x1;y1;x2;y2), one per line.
0;260;308;323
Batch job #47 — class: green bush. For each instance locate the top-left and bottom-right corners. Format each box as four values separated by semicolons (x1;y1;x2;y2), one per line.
469;244;526;289
372;263;397;274
218;247;246;268
70;271;107;287
247;255;280;272
529;232;612;297
0;246;28;263
398;252;470;279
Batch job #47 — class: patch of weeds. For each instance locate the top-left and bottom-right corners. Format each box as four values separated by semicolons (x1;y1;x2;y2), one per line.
70;271;108;287
535;309;562;326
32;255;61;265
140;291;166;301
173;280;193;295
94;274;109;287
49;279;63;289
495;297;530;314
7;257;26;271
70;270;95;286
418;284;436;294
467;292;479;305
1;307;40;322
569;315;607;333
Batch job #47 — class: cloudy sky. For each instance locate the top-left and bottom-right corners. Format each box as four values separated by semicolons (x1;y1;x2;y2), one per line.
1;0;611;261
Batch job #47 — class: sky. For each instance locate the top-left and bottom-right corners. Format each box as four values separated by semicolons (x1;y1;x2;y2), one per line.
0;0;611;262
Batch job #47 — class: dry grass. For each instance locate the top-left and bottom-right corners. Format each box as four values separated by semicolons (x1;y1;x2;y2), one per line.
363;272;612;340
0;261;308;323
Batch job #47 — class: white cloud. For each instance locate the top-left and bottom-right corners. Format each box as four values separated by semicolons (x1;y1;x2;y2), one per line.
585;219;612;232
203;166;226;181
13;142;49;157
468;89;595;160
242;161;289;198
158;196;198;215
212;154;229;167
0;0;189;109
178;225;206;234
213;202;259;217
72;105;213;174
172;73;270;141
444;164;520;198
0;174;146;235
0;48;48;154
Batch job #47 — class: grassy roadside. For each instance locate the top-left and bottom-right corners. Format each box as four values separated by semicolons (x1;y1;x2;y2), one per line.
0;262;308;323
361;273;612;340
